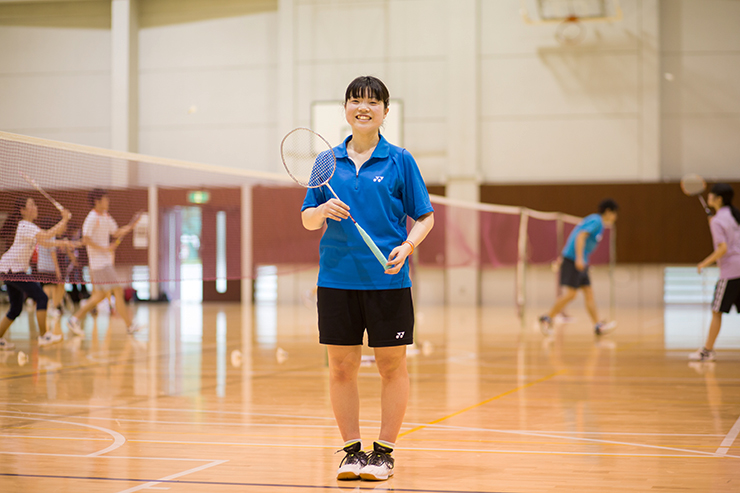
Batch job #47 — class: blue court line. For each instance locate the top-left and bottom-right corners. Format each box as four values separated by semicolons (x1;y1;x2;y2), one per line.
0;473;513;493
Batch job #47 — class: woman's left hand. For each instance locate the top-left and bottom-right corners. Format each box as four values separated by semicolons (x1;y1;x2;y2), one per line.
384;242;413;275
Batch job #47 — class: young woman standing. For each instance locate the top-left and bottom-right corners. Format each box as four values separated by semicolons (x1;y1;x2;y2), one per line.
691;183;740;362
301;76;434;481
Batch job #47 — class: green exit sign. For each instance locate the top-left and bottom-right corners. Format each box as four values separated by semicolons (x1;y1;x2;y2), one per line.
187;191;210;204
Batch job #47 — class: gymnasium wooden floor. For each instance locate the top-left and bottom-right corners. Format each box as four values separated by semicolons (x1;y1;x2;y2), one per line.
1;300;739;492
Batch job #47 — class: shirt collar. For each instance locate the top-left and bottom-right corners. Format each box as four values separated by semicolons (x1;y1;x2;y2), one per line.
335;133;390;160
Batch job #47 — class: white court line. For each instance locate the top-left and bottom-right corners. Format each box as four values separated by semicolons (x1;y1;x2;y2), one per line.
0;451;216;461
114;459;228;493
0;414;125;457
716;414;740;456
4;409;735;460
0;409;339;430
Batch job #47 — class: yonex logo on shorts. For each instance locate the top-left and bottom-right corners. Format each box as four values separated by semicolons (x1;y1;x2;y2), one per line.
373;176;384;182
396;332;404;339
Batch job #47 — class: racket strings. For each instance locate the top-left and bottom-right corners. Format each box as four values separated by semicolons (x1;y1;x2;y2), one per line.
281;128;336;188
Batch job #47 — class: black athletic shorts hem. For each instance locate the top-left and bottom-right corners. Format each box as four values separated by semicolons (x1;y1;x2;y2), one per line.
559;257;591;289
712;277;740;314
317;287;414;348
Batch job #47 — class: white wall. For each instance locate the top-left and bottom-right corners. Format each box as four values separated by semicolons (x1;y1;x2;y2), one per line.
0;1;111;148
660;0;740;181
137;0;278;172
1;0;739;182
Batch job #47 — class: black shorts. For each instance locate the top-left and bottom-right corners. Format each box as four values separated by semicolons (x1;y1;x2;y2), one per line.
712;278;740;314
559;257;590;289
317;287;414;347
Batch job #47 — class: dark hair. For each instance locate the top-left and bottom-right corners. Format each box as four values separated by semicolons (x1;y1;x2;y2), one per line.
88;188;108;207
710;183;740;225
598;198;619;214
0;196;29;254
344;76;390;109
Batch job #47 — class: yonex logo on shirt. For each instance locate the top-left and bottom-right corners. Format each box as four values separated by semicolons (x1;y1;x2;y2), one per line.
396;332;405;339
373;176;384;182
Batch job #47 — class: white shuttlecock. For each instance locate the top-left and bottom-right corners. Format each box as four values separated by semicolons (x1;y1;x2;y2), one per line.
188;105;198;114
230;349;242;368
17;351;28;367
276;347;289;364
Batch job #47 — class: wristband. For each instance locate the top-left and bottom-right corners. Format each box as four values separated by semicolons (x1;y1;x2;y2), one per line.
402;240;415;255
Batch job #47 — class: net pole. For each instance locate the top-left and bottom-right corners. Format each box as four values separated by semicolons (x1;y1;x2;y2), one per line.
147;185;159;301
516;208;529;327
609;222;616;321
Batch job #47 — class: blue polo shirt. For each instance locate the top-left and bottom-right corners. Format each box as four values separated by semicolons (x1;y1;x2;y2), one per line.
562;213;604;264
301;134;434;290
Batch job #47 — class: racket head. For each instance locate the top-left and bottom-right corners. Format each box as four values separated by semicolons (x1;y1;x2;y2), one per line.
18;170;66;213
280;128;336;188
680;173;706;196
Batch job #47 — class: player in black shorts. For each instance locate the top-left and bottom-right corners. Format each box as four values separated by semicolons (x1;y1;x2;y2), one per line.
301;76;434;481
539;199;619;337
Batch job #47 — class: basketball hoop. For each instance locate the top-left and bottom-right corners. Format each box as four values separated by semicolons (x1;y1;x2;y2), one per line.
554;15;586;45
520;0;622;47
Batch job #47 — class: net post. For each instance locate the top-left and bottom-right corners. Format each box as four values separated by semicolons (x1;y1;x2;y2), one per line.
241;184;253;306
516;208;529;327
609;222;616;321
147;185;159;301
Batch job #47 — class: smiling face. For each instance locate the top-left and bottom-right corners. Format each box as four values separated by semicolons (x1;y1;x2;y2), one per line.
343;76;390;137
344;94;388;136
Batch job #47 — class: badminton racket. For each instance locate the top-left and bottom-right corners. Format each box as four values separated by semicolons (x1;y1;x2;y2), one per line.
680;173;711;216
280;127;388;270
18;170;70;219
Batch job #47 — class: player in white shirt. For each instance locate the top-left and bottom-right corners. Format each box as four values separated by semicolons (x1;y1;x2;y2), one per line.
66;189;142;336
0;197;72;349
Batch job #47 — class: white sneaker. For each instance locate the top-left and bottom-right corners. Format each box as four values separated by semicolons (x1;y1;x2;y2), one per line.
0;338;15;351
688;347;716;362
67;317;85;337
126;323;141;334
595;321;617;336
38;332;63;347
360;442;395;481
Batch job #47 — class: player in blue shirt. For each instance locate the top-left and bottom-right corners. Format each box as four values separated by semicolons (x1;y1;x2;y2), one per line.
301;76;434;481
539;199;618;337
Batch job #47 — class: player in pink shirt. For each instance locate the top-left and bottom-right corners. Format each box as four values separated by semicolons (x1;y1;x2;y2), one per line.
690;183;740;362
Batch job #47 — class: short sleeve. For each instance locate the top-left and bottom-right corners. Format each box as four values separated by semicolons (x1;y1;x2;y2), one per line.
301;187;328;212
82;213;95;238
400;150;434;221
582;216;602;237
710;218;727;245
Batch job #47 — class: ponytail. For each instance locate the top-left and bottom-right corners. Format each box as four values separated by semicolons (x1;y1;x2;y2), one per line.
710;183;740;225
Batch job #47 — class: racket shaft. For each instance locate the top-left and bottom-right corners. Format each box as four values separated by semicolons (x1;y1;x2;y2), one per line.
698;195;712;215
325;183;388;270
354;222;388;270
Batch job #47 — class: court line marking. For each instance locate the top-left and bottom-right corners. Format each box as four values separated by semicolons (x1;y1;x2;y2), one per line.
0;414;125;457
114;459;228;493
0;451;218;461
3;402;736;438
716;413;740;456
5;409;733;459
399;370;566;438
0;472;511;493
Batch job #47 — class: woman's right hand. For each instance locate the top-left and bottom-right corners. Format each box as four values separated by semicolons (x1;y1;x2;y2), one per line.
321;199;350;222
61;209;72;221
